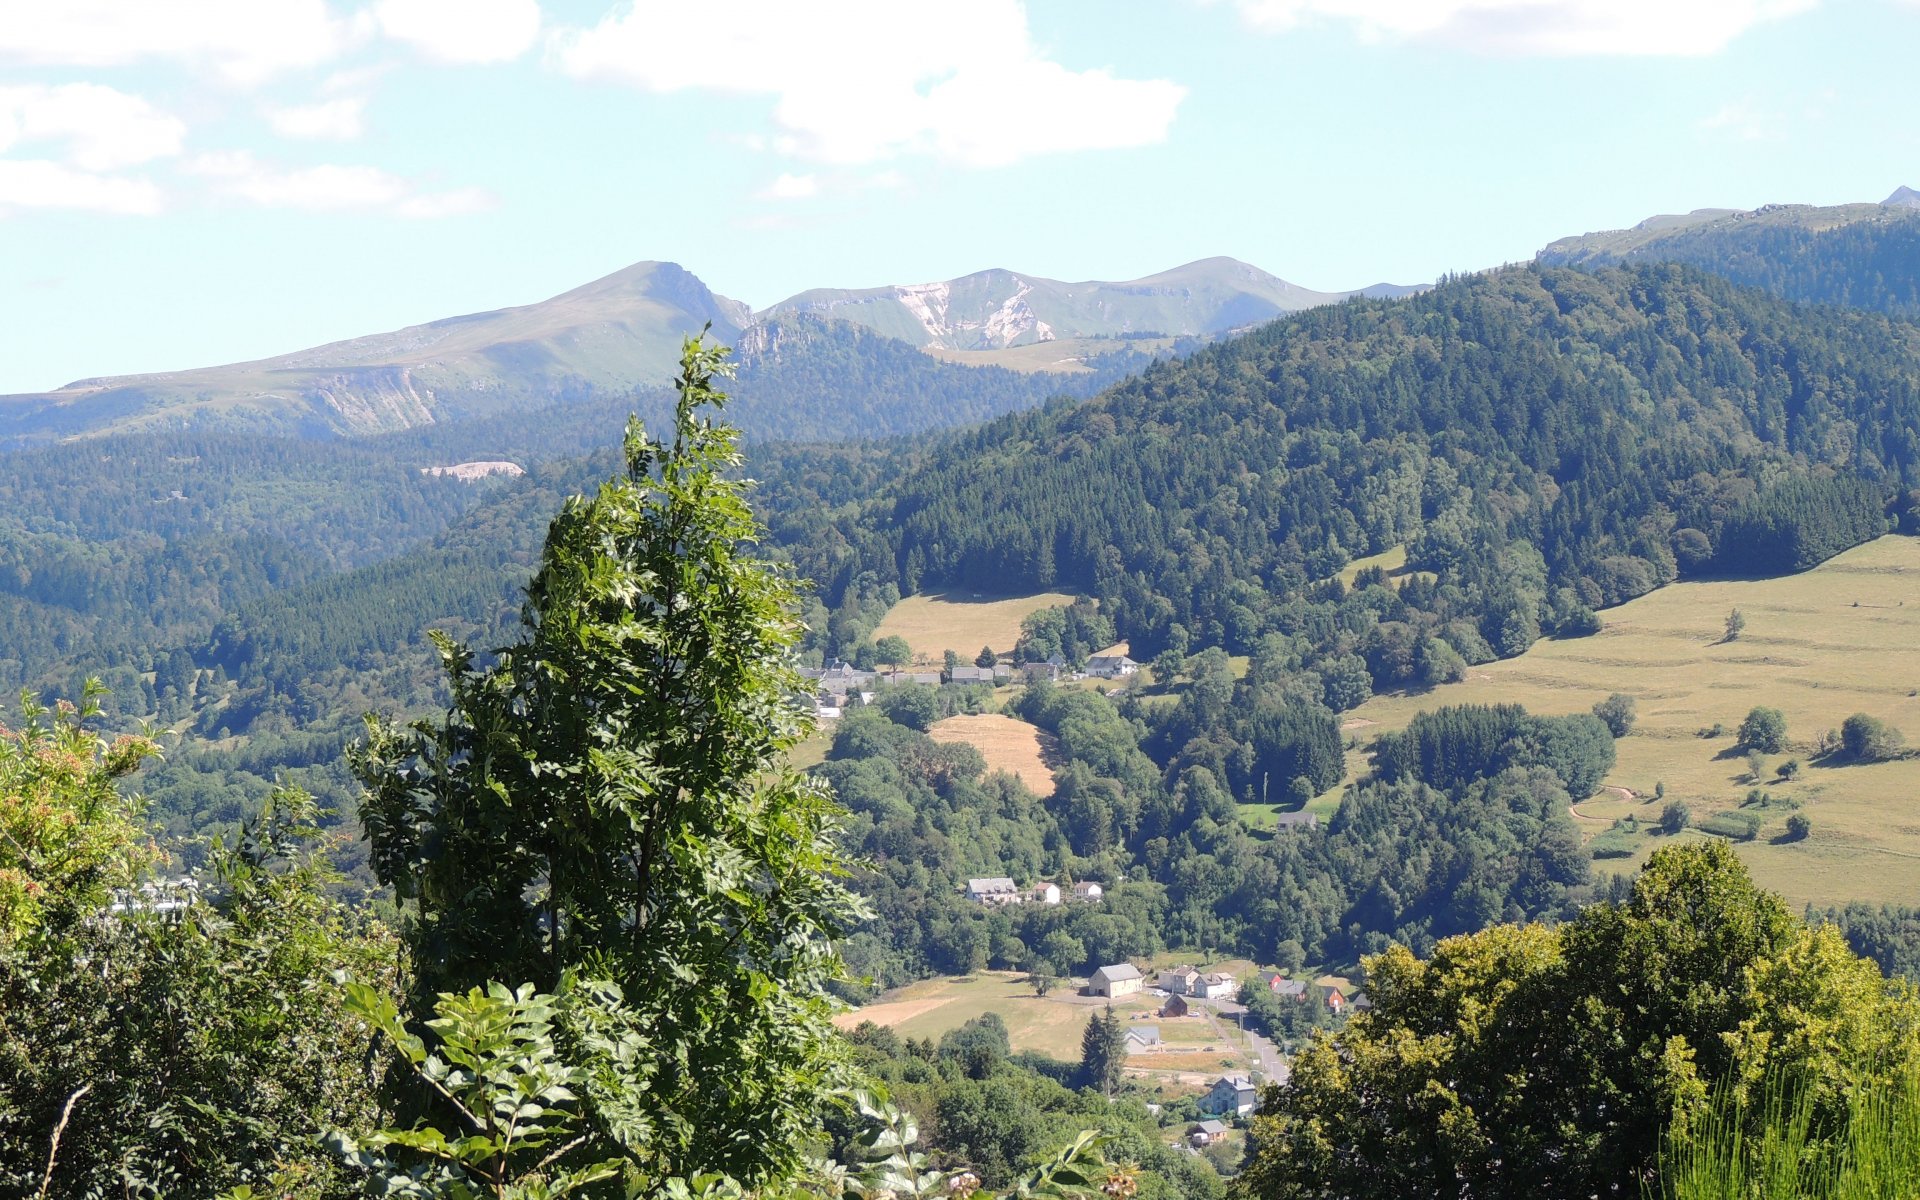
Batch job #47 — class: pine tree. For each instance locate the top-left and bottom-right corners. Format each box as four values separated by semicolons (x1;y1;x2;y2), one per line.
1080;1005;1127;1097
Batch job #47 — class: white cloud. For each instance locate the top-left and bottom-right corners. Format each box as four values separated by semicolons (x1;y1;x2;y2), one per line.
372;0;542;63
762;172;818;200
0;159;163;215
1696;98;1779;142
0;84;186;169
550;0;1185;167
1230;0;1816;55
189;150;496;216
0;0;349;84
268;97;367;140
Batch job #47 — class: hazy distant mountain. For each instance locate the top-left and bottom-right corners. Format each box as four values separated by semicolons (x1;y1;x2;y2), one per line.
0;261;752;446
0;255;1419;447
1537;196;1920;318
763;256;1399;353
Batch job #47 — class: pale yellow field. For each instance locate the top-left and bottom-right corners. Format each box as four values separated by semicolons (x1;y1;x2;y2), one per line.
873;591;1076;664
835;971;1260;1078
1339;536;1920;908
929;713;1061;796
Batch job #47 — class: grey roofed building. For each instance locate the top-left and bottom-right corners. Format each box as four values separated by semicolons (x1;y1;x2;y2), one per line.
1125;1024;1162;1047
1270;810;1319;830
965;877;1021;905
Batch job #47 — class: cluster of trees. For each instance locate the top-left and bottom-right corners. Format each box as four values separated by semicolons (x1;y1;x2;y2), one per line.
1242;842;1920;1199
1370;702;1617;798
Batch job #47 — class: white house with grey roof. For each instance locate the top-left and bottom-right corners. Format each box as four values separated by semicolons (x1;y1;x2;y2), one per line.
1088;962;1144;998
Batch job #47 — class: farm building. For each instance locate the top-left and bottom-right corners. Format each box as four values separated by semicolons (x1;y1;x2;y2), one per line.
1195;972;1237;1000
1125;1024;1162;1048
1086;654;1139;678
1088;963;1143;998
1188;1120;1229;1147
1158;966;1200;994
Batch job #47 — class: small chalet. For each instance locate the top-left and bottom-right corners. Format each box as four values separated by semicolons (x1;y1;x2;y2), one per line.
1159;994;1190;1019
1088;962;1143;998
1201;1075;1259;1117
1072;881;1104;902
1188;1120;1229;1147
1032;882;1062;905
1325;986;1349;1014
1158;966;1201;995
965;877;1021;906
1086;654;1139;679
1270;810;1319;831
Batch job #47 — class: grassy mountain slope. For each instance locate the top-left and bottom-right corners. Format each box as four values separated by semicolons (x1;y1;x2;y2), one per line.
763;256;1411;357
1538;200;1920;316
0;261;747;445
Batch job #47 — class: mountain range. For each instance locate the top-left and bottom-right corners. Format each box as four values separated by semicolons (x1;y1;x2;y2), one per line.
0;257;1410;447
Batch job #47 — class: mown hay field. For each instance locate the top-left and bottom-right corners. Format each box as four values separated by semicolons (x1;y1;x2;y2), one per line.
1338;535;1920;908
929;713;1061;796
872;591;1076;664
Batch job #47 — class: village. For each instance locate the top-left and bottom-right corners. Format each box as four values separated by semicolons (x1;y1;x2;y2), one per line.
797;651;1139;721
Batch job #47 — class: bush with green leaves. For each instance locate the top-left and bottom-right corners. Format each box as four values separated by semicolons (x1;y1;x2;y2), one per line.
1840;713;1906;762
1592;693;1636;738
1739;707;1789;754
352;338;868;1190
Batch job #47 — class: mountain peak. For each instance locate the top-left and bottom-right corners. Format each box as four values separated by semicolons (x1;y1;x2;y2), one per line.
1884;185;1920;209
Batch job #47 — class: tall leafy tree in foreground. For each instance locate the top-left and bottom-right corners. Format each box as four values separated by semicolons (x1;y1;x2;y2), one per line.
352;337;867;1189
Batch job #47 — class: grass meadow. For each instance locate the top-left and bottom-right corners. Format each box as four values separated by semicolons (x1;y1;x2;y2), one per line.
1336;536;1920;908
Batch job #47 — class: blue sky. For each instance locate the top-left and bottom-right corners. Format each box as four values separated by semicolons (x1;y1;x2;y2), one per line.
3;0;1918;393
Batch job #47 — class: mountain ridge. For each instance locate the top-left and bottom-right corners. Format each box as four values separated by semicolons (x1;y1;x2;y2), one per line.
1;255;1415;447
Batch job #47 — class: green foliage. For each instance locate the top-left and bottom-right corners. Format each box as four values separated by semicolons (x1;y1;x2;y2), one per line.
1785;812;1813;841
0;682;158;943
333;981;623;1199
1724;608;1747;643
352;338;866;1189
1657;1070;1920;1200
1699;810;1764;842
1240;843;1918;1199
1079;1008;1126;1097
1739;707;1789;754
1;785;403;1199
1713;477;1888;576
977;646;998;668
1593;693;1637;738
1371;703;1616;798
1839;713;1906;761
1015;600;1115;669
875;636;914;667
1662;801;1694;834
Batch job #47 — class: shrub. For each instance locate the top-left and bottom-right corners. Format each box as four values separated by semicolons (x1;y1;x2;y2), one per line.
1738;707;1788;754
1660;801;1693;835
1784;813;1812;841
1840;713;1906;762
1778;759;1802;781
1699;810;1763;842
1592;693;1637;738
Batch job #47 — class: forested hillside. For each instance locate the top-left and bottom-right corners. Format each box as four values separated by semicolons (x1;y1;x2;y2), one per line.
1539;203;1920;317
800;263;1919;687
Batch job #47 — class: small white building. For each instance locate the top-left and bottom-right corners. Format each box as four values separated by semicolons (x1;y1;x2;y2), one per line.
1032;882;1062;905
1089;963;1144;998
1158;965;1201;995
965;877;1022;906
1072;881;1104;902
1195;972;1238;1000
1086;654;1139;679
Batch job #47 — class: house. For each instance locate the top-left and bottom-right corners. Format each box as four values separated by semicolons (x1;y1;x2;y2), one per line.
1086;654;1139;679
1023;654;1068;683
1032;882;1062;905
1125;1024;1162;1049
1200;1075;1259;1117
1325;986;1349;1015
1196;972;1238;1000
1072;881;1104;902
1088;963;1143;998
1260;973;1309;1001
1188;1120;1229;1147
1270;810;1319;831
1158;966;1201;995
946;665;1008;685
883;670;942;686
109;876;201;924
1348;990;1372;1013
965;877;1022;906
1160;994;1190;1019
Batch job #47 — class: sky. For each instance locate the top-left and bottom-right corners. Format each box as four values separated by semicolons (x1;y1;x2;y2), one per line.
3;0;1919;393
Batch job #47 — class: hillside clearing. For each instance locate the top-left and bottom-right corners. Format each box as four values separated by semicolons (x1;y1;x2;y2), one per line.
873;591;1076;663
929;713;1061;796
1336;535;1920;908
